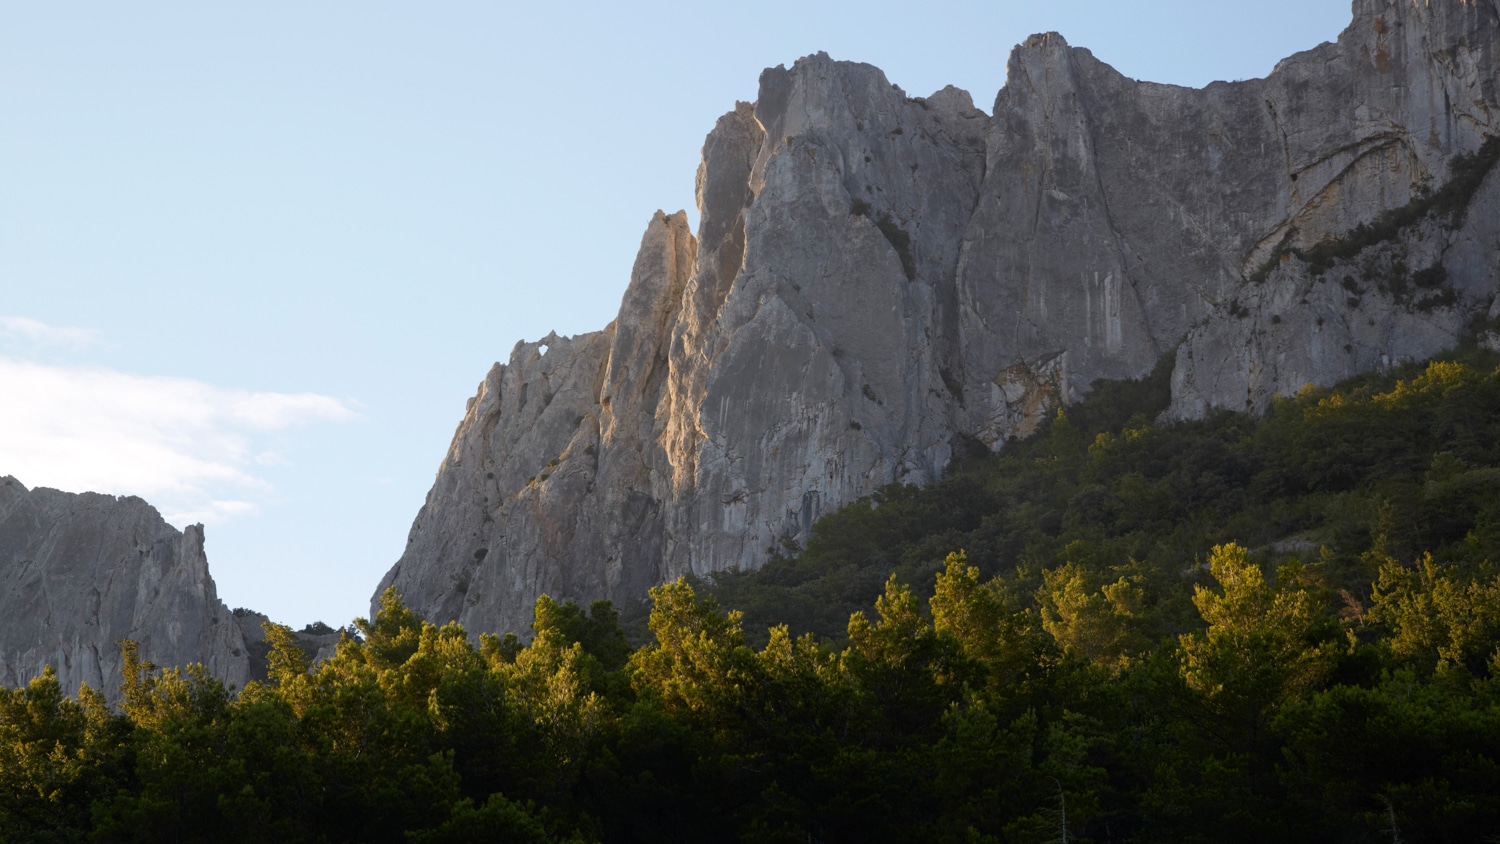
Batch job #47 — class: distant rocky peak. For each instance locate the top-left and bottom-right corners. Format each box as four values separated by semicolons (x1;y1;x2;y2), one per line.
0;477;249;702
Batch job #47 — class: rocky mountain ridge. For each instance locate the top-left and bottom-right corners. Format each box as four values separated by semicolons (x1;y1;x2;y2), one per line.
0;476;250;700
378;0;1500;637
0;476;357;701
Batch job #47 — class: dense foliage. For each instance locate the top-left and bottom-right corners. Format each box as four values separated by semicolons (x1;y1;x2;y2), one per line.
6;345;1500;842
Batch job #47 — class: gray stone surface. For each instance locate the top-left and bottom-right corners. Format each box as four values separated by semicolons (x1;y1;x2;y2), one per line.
233;610;347;677
379;0;1500;637
0;476;249;701
1159;0;1500;415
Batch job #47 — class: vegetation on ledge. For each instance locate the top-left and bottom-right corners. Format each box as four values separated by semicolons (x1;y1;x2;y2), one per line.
1246;134;1500;285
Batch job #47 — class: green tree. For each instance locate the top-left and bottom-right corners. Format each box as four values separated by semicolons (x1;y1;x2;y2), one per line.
629;578;751;720
1037;559;1146;674
354;586;424;669
1368;549;1500;675
1178;544;1339;742
929;551;1046;696
0;667;120;841
500;623;603;792
531;595;631;672
93;642;237;842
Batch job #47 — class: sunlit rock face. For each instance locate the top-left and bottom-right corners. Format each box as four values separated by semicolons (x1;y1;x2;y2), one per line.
0;476;249;701
379;0;1500;636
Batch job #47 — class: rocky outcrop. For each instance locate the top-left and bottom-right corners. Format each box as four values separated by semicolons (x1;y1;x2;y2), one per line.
380;0;1500;637
233;610;346;678
1168;172;1500;417
1158;0;1500;414
0;476;249;701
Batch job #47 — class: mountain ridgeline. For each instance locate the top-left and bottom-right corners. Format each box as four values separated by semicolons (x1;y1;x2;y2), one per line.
378;0;1500;637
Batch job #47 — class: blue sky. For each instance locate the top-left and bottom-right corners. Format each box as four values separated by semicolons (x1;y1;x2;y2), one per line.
1;1;1353;630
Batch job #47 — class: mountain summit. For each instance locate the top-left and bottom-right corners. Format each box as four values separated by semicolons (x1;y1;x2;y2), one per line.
377;0;1500;637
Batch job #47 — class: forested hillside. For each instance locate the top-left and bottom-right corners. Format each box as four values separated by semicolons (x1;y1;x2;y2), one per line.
6;338;1500;842
699;328;1500;650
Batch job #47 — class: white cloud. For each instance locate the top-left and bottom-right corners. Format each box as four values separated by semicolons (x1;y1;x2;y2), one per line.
229;391;354;430
0;316;105;353
162;499;262;526
253;451;291;467
0;354;358;528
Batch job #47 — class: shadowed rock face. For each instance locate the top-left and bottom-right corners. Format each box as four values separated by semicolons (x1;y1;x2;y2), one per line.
0;476;249;701
380;0;1500;637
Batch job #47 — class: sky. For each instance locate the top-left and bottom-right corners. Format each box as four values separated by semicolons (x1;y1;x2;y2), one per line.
1;1;1355;630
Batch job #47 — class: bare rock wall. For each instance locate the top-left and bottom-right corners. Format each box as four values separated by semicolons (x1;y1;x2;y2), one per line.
0;476;249;701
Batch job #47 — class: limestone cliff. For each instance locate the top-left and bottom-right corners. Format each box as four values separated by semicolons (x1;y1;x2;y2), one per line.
0;476;250;700
380;0;1500;636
